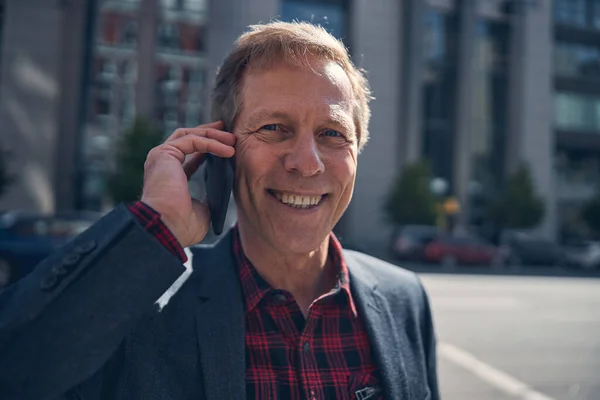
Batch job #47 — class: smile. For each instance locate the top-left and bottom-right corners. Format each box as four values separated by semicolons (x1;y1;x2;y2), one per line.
267;190;326;209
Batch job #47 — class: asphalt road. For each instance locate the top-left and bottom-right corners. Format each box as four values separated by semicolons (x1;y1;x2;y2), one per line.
418;272;600;400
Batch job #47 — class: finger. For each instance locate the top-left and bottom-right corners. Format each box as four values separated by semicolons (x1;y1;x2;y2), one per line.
166;121;222;140
196;120;224;129
182;152;206;179
166;127;236;147
158;135;236;162
167;121;227;141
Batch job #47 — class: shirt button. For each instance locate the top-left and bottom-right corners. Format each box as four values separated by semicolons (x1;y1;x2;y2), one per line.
303;341;310;354
274;294;286;303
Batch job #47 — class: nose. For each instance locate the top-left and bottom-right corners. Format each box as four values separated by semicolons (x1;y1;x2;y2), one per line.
283;133;325;177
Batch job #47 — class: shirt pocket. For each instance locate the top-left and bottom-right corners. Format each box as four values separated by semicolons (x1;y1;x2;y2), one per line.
348;373;383;400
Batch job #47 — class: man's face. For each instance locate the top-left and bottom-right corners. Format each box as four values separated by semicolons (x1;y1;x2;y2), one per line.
232;57;358;254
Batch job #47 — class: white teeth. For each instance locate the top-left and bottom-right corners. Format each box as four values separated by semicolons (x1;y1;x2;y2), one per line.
272;191;323;208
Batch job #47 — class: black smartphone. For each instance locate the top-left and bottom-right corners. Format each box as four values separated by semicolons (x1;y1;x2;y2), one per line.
203;150;234;236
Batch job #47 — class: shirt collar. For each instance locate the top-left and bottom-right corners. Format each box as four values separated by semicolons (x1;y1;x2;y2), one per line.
232;225;358;316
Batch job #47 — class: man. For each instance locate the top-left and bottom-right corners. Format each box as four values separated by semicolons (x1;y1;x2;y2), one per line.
0;21;438;400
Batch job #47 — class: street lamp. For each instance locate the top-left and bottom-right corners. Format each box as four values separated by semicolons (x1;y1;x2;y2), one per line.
430;177;448;234
430;177;448;197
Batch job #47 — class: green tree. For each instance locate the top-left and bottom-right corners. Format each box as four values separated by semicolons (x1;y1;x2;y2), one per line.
581;188;600;237
489;163;545;229
108;117;164;204
383;161;437;226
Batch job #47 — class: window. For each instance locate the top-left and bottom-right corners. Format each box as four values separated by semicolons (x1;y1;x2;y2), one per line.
554;42;600;80
476;20;509;71
160;0;177;9
158;23;179;50
421;10;456;183
188;68;204;87
96;60;117;117
594;0;600;28
160;0;205;12
281;0;347;40
469;19;509;195
555;148;600;184
555;92;600;132
423;11;446;65
554;0;587;27
163;111;179;136
554;0;600;29
121;20;138;47
122;59;137;83
185;100;201;127
184;0;205;12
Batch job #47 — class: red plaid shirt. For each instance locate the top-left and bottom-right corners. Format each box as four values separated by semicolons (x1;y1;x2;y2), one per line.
129;201;383;400
128;201;188;262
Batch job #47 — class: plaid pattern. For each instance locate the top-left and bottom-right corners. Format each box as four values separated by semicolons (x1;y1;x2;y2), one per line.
128;201;188;263
233;227;383;400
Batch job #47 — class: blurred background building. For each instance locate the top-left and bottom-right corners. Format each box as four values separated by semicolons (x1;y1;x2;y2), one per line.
0;0;599;253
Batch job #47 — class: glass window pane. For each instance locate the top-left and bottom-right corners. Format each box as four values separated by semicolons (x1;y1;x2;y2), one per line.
555;93;584;129
595;98;600;130
185;0;206;12
554;43;574;76
424;11;446;64
555;92;600;132
281;0;347;40
554;0;587;27
594;0;600;29
554;41;600;80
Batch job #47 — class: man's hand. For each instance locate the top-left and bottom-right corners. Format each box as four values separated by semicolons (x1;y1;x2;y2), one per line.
141;121;236;248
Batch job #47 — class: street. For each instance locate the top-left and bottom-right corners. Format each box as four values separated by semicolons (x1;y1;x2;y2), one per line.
419;273;600;400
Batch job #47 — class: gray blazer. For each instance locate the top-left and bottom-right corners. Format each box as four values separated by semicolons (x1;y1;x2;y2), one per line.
0;205;439;400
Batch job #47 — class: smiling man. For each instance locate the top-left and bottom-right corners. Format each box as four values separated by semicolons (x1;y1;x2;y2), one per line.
0;22;439;400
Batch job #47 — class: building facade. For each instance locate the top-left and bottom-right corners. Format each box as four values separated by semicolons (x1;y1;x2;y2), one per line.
1;0;599;252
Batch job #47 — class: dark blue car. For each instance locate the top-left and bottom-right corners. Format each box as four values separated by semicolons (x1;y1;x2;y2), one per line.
0;211;102;289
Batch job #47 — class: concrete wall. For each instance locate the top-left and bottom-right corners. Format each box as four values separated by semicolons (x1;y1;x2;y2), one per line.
54;0;95;211
452;0;478;228
0;0;63;213
347;0;404;253
507;1;556;240
204;0;279;119
400;0;425;166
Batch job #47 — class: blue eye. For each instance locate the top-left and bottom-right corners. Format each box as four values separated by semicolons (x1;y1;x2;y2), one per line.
261;124;279;131
323;129;342;137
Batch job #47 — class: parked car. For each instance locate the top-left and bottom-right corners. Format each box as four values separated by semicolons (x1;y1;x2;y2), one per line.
562;241;600;270
500;231;566;266
422;234;507;267
389;225;438;261
0;211;102;289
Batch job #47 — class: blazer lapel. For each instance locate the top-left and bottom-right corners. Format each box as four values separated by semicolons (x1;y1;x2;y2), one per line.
193;231;246;400
345;251;411;400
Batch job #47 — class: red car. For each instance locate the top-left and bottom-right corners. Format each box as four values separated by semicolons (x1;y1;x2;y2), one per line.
423;235;506;267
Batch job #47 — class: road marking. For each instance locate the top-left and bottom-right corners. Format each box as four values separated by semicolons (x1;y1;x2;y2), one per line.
432;296;521;310
438;342;557;400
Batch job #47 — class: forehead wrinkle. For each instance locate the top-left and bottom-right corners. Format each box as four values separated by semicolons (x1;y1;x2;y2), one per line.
244;109;292;128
